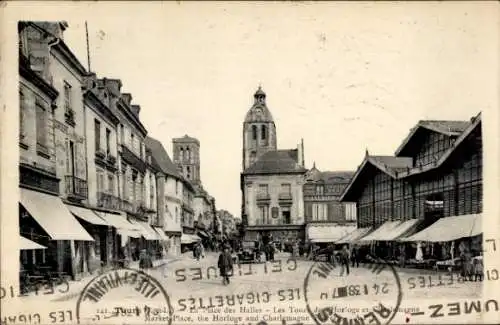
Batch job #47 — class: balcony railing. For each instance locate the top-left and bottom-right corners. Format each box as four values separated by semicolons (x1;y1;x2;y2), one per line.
120;199;135;214
106;153;117;166
64;108;75;126
95;148;106;159
256;193;271;201
278;192;293;201
65;175;88;200
97;192;120;210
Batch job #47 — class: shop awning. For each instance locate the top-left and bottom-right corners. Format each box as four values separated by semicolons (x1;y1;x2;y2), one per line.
181;234;201;244
400;214;482;242
130;220;159;241
67;205;109;226
19;236;47;250
20;189;94;241
336;227;372;244
153;227;169;241
97;212;136;230
377;219;421;241
96;212;142;239
359;220;402;242
307;224;357;243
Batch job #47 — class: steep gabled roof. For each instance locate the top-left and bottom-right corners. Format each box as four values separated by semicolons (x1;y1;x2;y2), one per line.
242;149;307;175
340;155;412;202
395;119;471;156
145;136;182;180
341;112;481;202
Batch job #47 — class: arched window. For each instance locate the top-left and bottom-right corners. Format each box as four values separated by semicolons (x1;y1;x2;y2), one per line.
252;125;257;140
261;125;267;140
179;147;184;160
186;166;191;179
186;147;190;160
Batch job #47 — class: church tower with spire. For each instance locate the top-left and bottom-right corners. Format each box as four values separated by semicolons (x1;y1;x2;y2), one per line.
242;86;277;170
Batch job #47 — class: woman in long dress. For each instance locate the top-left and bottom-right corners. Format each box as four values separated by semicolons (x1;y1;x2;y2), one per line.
415;242;423;262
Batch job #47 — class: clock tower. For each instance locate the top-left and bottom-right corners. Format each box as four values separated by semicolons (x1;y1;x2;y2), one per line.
242;86;277;170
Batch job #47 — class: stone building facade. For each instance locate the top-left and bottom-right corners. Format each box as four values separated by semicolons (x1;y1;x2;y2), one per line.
146;136;183;257
303;165;357;243
241;87;307;243
18;21;95;281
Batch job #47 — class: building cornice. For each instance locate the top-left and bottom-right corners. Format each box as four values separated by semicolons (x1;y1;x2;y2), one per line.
52;40;87;76
117;100;148;137
84;90;120;126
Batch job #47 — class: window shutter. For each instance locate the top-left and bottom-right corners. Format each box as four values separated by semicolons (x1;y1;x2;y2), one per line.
65;139;70;174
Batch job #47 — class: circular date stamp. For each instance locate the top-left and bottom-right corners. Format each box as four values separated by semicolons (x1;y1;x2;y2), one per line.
76;268;173;324
303;257;402;325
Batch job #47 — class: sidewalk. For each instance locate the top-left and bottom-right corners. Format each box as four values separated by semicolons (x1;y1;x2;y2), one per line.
22;256;184;303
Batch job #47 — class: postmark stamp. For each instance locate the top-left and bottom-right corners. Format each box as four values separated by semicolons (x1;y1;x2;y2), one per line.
303;257;403;325
75;268;173;324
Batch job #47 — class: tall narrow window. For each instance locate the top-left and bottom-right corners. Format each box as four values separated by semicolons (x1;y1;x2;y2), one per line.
96;170;104;193
250;151;257;165
105;128;111;154
281;183;291;194
186;166;191;179
252;125;257;140
120;125;125;144
107;174;114;194
19;90;26;140
179;147;184;161
131;133;135;151
94;119;101;152
261;125;267;140
69;141;75;177
35;99;48;149
186;147;190;161
64;82;72;113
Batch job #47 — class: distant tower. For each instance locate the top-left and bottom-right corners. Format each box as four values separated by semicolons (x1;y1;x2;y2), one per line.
242;86;277;170
172;135;201;183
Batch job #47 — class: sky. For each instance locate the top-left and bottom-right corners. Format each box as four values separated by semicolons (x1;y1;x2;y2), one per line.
23;2;497;218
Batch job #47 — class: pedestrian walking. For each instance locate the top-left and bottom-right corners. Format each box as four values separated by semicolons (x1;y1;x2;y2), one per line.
139;249;153;275
341;245;350;276
351;245;359;268
218;245;234;285
473;257;483;281
199;242;206;259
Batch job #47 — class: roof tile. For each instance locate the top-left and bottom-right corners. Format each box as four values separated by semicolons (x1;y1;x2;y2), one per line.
243;149;307;175
145;137;182;179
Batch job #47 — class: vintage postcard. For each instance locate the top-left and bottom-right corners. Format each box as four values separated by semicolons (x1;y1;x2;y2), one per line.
1;2;499;324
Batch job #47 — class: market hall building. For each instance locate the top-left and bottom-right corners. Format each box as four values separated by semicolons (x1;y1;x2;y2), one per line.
340;113;482;263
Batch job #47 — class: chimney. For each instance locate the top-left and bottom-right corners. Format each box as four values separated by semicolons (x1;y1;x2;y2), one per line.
297;138;305;167
131;104;141;116
82;73;97;92
121;93;133;106
102;78;122;96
